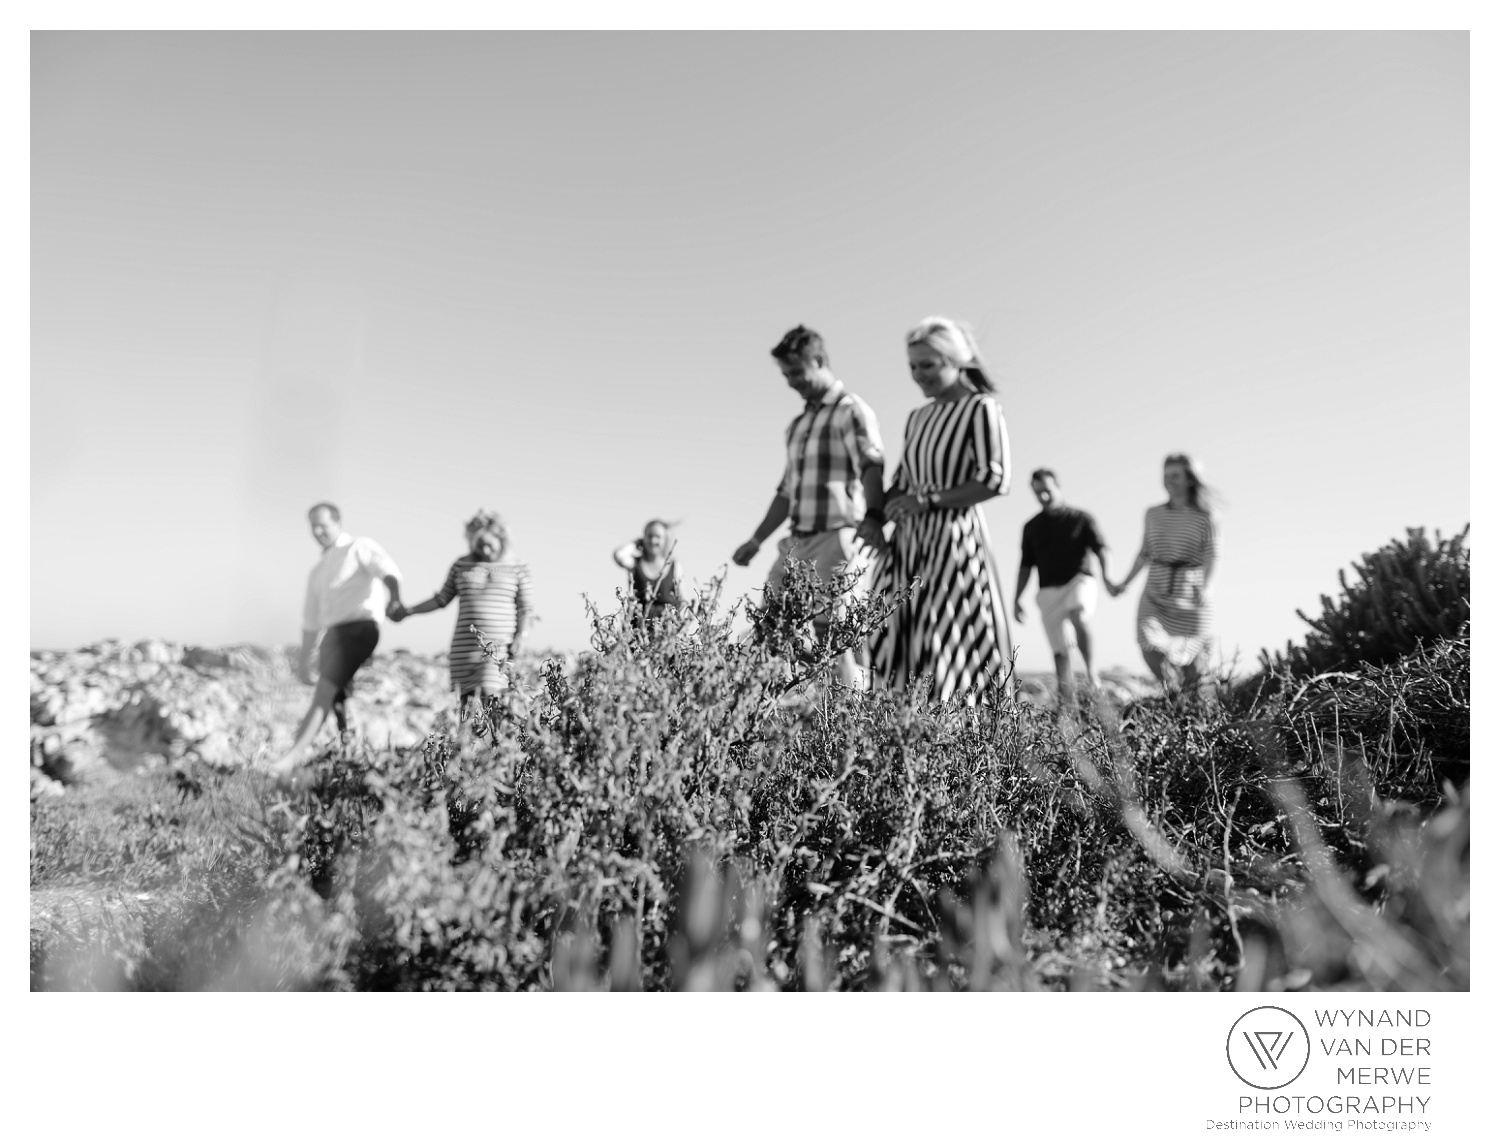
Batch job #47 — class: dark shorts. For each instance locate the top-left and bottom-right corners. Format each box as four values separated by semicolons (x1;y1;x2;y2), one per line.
318;620;380;693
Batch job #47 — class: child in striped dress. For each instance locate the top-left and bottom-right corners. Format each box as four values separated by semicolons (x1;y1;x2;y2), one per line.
392;510;531;706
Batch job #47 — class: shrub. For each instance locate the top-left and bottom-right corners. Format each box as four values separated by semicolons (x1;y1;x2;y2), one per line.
30;556;1470;992
1260;526;1469;683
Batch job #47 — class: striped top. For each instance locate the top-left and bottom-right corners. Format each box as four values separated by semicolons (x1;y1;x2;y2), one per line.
779;380;885;533
1141;505;1218;603
890;391;1011;500
433;557;532;648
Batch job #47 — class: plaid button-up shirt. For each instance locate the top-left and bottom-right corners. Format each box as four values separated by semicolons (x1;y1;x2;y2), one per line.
778;380;885;534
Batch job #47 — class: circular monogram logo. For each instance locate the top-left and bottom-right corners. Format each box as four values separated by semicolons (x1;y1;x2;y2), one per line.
1226;1006;1311;1089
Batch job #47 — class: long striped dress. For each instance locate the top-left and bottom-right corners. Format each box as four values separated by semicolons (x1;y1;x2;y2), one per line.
1136;504;1218;667
432;557;532;694
870;392;1014;704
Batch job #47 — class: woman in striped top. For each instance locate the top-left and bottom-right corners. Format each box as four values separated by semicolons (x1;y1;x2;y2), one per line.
392;510;532;705
1107;454;1220;695
871;317;1015;704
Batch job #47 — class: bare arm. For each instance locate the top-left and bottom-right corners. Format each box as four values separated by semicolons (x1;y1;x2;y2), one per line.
733;493;791;566
886;479;1001;522
1109;547;1148;596
399;594;450;618
1200;517;1218;588
394;563;460;622
510;572;533;656
854;463;888;553
1093;546;1112;586
612;541;642;571
1014;561;1033;623
861;463;887;520
382;574;403;611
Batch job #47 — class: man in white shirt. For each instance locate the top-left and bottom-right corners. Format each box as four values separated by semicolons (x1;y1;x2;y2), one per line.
271;502;404;782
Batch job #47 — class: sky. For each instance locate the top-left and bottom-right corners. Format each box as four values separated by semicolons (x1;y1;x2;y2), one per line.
30;31;1470;676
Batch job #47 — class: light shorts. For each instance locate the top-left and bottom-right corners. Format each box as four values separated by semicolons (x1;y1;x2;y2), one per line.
767;527;869;622
1036;573;1098;655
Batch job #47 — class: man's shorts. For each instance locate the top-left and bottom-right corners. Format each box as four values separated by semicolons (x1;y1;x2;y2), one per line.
1036;573;1098;655
767;527;868;622
318;619;381;693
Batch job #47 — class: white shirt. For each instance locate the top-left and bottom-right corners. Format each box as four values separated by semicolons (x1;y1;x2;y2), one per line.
302;533;402;632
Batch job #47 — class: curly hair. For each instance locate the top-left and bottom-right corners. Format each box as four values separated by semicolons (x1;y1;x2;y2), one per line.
464;509;507;541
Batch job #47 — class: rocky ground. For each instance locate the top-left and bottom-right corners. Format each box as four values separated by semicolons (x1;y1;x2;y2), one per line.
30;638;1159;798
29;639;471;797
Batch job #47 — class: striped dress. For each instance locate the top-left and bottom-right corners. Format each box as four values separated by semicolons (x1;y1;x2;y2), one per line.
1136;504;1218;667
432;557;532;694
871;392;1014;704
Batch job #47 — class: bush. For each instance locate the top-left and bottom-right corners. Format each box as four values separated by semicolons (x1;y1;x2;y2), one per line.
1260;526;1469;683
30;558;1470;992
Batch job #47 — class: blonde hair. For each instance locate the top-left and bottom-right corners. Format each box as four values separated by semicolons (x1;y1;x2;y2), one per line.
906;316;996;394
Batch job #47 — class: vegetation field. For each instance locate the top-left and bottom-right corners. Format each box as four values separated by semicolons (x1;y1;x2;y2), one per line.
29;529;1469;992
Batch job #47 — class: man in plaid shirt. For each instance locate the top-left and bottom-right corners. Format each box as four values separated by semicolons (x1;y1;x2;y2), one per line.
733;325;886;686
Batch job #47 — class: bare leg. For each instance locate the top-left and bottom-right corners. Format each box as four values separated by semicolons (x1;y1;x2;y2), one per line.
1070;612;1096;689
1182;655;1213;705
834;648;863;688
828;630;863;688
271;678;340;776
1053;650;1074;707
1141;648;1169;686
477;688;506;735
466;688;502;730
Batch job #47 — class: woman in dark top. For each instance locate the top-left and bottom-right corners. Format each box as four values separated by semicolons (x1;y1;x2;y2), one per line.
612;519;682;623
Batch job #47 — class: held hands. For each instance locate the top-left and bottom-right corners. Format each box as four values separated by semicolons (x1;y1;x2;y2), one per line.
732;539;761;567
1104;580;1122;598
386;599;408;622
883;492;925;523
854;516;887;556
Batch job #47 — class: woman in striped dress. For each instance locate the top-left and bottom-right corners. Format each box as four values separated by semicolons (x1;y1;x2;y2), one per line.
1107;454;1219;695
392;510;531;705
871;317;1015;704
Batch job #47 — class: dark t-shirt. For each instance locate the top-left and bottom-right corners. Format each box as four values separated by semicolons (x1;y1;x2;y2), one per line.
1020;506;1106;588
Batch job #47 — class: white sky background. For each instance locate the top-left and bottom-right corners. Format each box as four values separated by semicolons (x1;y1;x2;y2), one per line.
30;31;1469;675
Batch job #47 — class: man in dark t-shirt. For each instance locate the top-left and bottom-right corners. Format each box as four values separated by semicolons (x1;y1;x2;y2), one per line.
1014;469;1110;704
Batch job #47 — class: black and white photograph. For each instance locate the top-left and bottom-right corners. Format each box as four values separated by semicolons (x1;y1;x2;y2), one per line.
22;10;1484;1139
